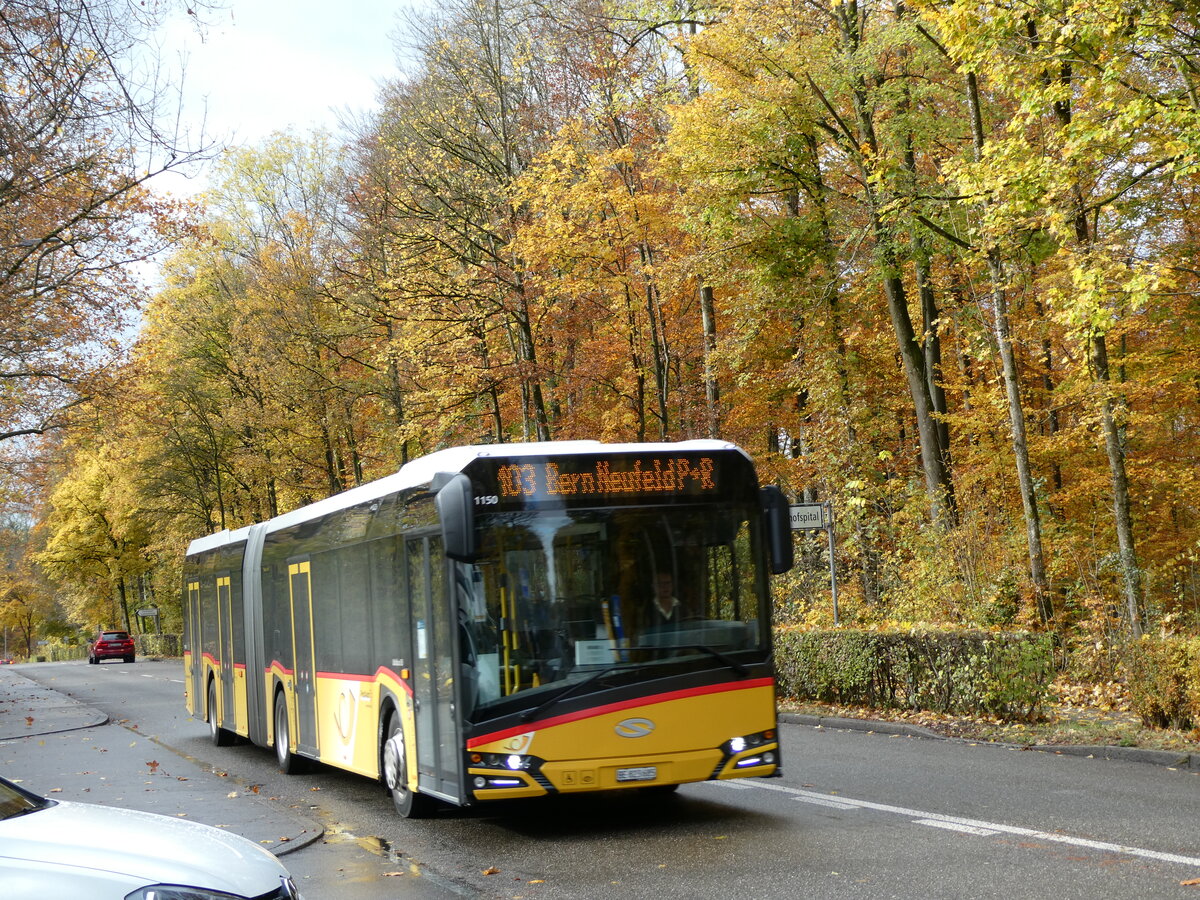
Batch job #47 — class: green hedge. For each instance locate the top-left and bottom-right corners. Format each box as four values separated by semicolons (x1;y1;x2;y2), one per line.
1122;635;1200;730
134;633;182;658
774;628;1055;721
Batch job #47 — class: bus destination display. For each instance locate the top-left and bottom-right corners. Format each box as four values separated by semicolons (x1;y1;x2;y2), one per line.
473;454;727;508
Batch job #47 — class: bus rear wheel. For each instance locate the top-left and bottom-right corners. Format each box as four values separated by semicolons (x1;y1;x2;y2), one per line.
382;710;434;819
207;680;234;747
273;691;307;774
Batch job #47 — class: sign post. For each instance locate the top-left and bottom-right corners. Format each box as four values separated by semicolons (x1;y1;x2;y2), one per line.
789;502;839;625
136;607;160;634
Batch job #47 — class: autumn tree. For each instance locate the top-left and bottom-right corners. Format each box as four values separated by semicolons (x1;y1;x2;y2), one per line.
0;516;61;657
37;443;154;630
1;1;212;447
356;0;562;444
511;1;718;442
920;0;1200;633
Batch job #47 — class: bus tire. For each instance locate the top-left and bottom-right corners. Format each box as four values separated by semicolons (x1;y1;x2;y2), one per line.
273;690;308;774
382;709;434;819
207;680;234;747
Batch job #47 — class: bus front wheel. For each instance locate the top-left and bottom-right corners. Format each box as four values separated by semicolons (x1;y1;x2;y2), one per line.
382;710;434;818
273;691;307;774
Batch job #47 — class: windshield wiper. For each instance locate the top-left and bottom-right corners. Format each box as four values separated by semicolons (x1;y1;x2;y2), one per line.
520;664;624;722
673;644;749;677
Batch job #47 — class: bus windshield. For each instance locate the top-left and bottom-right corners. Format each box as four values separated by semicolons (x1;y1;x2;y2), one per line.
461;500;768;717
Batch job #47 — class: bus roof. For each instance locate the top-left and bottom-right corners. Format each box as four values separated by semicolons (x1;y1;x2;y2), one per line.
186;439;744;557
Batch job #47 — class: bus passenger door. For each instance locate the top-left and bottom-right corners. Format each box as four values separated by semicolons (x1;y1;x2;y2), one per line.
288;559;319;756
216;575;234;730
185;581;202;716
408;535;465;805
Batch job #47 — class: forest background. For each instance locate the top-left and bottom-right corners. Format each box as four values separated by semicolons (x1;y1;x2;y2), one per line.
2;0;1199;733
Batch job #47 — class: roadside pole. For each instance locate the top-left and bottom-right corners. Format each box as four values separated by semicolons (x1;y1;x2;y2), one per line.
789;501;838;625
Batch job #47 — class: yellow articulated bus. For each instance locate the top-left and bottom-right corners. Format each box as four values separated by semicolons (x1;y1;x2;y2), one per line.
183;440;794;817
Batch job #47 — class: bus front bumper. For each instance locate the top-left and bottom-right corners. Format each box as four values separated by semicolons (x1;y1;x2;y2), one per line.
467;740;780;802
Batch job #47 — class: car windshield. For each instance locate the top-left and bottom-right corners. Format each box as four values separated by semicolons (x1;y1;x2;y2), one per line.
459;501;768;717
0;778;48;820
100;632;128;641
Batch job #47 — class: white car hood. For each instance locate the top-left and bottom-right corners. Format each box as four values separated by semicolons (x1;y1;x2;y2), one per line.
0;798;288;895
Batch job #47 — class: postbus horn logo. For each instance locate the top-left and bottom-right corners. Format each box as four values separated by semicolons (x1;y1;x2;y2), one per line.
615;717;655;738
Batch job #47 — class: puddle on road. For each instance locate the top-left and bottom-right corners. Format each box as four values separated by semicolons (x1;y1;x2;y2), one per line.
321;821;423;876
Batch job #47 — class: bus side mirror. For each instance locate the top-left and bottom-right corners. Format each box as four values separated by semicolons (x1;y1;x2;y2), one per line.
434;473;478;562
760;485;794;575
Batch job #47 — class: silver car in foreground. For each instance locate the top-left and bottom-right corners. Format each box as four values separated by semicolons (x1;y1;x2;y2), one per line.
0;775;301;899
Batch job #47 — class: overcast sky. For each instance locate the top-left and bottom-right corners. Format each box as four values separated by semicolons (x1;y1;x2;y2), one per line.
155;1;420;193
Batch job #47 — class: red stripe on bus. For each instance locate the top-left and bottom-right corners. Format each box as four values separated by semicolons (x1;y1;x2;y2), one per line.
312;667;415;697
466;677;775;748
199;655;245;671
266;661;294;677
314;670;375;682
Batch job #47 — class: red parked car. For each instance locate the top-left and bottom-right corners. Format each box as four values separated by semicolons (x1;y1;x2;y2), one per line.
87;630;135;664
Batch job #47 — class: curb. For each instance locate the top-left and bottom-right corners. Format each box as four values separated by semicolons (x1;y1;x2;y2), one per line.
0;667;109;740
0;665;325;854
1030;743;1200;770
779;712;1200;771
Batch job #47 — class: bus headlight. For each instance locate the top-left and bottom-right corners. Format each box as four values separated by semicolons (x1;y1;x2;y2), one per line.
721;730;778;770
470;752;534;770
468;752;546;792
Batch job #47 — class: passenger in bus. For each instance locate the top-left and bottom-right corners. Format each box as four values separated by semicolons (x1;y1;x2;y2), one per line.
650;570;681;624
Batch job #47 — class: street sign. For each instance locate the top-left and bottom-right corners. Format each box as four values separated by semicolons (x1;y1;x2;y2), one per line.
789;503;827;530
136;608;159;618
788;500;839;624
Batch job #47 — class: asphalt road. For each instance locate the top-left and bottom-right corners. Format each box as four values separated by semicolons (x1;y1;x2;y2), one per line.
7;659;1200;899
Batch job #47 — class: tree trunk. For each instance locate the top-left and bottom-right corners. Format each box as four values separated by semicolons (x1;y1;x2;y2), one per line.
965;70;1052;620
880;260;956;526
1042;39;1144;636
699;284;720;438
830;1;955;525
1090;334;1143;636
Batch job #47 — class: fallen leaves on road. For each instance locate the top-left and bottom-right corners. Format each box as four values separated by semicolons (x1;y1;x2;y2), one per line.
1181;878;1200;886
383;872;405;878
25;716;33;727
146;760;159;774
482;867;500;875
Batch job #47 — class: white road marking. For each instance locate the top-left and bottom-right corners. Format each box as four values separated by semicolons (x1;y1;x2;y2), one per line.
794;796;860;811
915;818;999;837
719;781;1200;868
